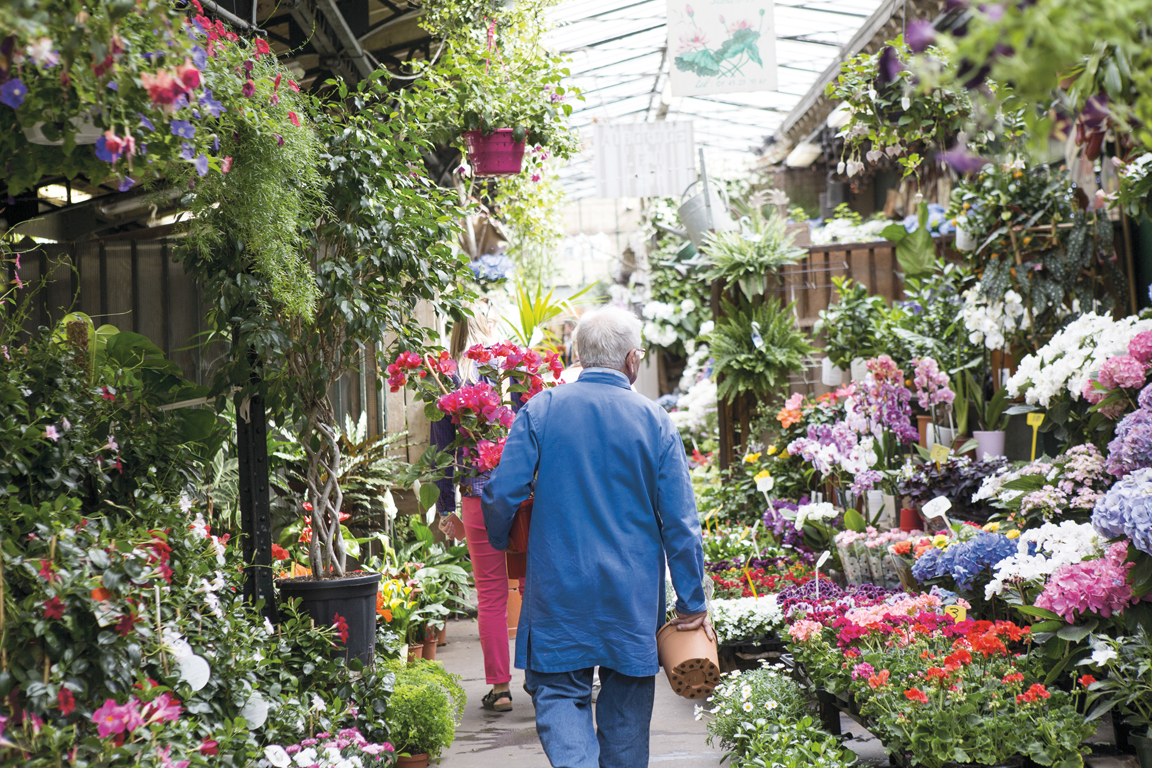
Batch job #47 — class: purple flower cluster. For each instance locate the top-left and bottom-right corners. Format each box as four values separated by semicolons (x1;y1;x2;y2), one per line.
1092;467;1152;555
851;373;920;445
705;554;796;573
912;533;1017;590
763;499;816;562
1106;394;1152;478
776;579;900;623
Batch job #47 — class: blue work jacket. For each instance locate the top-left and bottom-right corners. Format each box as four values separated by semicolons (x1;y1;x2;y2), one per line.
481;367;707;677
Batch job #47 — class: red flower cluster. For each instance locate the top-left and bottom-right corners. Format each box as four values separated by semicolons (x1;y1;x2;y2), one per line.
868;669;890;689
271;544;290;561
1016;683;1050;704
333;613;349;644
387;351;425;392
904;687;930;704
437;382;508;427
1002;673;1025;684
43;597;65;620
147;533;174;584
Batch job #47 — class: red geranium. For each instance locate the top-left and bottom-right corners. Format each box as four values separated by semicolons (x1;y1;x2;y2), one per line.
904;688;929;704
271;544;290;561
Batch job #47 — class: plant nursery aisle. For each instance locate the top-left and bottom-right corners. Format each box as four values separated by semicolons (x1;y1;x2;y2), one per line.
435;618;725;766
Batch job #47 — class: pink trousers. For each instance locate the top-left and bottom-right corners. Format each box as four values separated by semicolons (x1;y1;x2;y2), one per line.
462;496;512;685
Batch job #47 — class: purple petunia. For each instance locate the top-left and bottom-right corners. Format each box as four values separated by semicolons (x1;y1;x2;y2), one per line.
138;113;155;131
179;142;196;161
1;78;27;109
107;81;119;92
191;45;208;69
193;154;209;176
171;120;195;139
118;177;136;192
906;19;936;53
199;89;223;118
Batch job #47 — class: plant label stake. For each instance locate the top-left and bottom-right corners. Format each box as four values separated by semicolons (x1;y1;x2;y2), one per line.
1027;412;1045;461
921;496;952;530
944;604;967;623
814;550;830;601
929;443;950;471
743;566;759;600
749;520;761;559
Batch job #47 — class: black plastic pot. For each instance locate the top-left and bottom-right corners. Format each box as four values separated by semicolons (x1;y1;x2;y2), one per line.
278;572;381;667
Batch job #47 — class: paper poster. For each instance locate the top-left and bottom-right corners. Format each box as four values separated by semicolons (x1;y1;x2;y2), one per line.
594;121;696;199
668;0;777;97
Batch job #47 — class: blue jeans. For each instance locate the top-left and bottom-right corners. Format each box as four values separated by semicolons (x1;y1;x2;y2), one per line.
525;666;655;768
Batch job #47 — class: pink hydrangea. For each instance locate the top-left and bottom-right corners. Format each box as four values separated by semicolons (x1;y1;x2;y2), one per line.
1098;354;1146;390
1034;542;1146;622
1081;378;1108;404
1129;331;1152;364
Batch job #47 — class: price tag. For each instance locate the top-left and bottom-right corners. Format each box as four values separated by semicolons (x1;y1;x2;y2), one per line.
921;496;952;520
1027;412;1045;461
944;605;968;623
750;321;764;349
929;443;950;469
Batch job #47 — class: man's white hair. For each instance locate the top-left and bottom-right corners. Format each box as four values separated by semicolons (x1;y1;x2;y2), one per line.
575;306;642;370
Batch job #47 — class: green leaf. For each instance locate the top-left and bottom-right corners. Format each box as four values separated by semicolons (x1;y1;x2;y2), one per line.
843;509;866;533
1055;624;1092;642
1014;605;1063;621
674;49;721;77
716;28;761;63
418;483;440;513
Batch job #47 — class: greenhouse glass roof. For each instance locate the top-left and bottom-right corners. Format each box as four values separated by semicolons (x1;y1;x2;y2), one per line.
547;0;891;197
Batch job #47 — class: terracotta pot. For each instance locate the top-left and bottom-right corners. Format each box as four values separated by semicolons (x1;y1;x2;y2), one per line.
437;625;447;647
421;637;438;661
396;753;430;768
656;621;720;699
900;507;922;533
507;579;521;640
406;644;423;663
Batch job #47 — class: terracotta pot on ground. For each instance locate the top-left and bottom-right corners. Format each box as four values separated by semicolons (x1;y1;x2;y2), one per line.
437;625;447;647
396;753;430;768
422;637;437;662
656;621;720;699
406;644;423;664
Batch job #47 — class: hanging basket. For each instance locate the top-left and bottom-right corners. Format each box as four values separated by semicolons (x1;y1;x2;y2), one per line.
462;129;526;176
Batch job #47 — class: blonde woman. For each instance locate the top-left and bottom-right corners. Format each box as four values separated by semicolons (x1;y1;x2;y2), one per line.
432;302;519;712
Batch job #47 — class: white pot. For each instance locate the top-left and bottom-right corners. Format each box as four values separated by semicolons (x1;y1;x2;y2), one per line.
866;490;885;519
935;426;955;448
821;357;844;387
955;226;977;251
973;430;1006;461
849;357;868;382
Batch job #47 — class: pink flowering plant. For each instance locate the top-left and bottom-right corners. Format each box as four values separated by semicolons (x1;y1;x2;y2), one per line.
1082;333;1152;423
974;444;1113;529
390;341;565;483
261;727;397;768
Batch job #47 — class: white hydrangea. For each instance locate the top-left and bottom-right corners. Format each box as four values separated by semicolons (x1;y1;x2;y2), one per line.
985;521;1103;598
810;217;890;245
1007;312;1152;406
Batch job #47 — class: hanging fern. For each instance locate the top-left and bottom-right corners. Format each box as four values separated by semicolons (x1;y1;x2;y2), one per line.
702;210;806;299
710;298;813;403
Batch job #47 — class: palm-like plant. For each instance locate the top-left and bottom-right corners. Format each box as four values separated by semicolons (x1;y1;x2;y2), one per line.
501;281;595;349
709;299;813;403
702;209;806;300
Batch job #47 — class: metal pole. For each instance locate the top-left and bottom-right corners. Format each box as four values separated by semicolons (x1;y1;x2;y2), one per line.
235;333;277;622
699;147;714;233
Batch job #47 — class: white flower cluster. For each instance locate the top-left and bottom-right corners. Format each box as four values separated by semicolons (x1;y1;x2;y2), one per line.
711;596;784;645
985;521;1104;598
1120;153;1152;183
810;217;890;245
961;286;1029;351
794;502;840;530
642;299;700;350
1007;312;1152;406
669;345;717;440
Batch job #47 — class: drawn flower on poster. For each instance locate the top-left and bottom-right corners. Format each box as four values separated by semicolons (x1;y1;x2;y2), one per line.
674;7;765;79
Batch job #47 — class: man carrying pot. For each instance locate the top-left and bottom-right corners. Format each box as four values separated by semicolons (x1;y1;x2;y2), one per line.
482;305;712;768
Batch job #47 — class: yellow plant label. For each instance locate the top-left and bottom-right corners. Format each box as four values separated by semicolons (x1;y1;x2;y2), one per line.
929;444;950;464
944;605;967;623
1026;412;1045;427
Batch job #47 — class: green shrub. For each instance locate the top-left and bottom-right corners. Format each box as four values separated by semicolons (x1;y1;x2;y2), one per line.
384;659;464;758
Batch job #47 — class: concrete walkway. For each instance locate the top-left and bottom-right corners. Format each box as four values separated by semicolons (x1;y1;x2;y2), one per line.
434;618;725;767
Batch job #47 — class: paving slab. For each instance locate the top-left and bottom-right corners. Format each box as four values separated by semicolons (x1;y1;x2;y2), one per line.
435;618;726;767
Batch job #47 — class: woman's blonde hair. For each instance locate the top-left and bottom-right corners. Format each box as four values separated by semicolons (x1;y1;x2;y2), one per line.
450;304;497;383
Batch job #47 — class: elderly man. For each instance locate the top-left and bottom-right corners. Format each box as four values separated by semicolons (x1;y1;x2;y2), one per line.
481;305;711;768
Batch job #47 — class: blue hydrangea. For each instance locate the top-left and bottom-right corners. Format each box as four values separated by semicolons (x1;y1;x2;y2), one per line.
1093;467;1152;555
913;533;1016;590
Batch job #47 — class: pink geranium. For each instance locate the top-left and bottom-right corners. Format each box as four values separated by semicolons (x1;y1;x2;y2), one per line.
787;619;823;642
